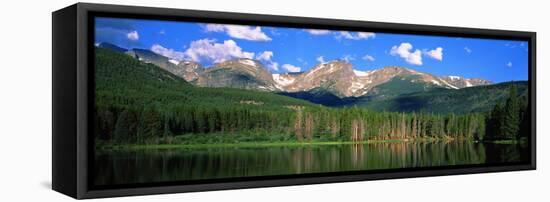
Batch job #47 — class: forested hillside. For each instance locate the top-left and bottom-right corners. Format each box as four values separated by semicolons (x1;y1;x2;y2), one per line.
95;48;316;144
355;81;527;113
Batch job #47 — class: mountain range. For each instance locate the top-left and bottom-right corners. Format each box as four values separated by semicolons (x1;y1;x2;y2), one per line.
98;42;491;95
96;42;527;113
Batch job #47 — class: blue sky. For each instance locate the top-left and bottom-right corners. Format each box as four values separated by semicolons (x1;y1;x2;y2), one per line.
95;17;529;83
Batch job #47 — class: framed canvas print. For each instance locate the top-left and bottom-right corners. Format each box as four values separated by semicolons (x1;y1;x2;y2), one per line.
52;3;536;199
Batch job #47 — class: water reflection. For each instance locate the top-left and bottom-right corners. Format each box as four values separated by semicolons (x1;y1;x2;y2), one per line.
94;141;527;186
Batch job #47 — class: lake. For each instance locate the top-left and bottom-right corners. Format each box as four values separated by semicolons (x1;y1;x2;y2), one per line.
94;141;528;186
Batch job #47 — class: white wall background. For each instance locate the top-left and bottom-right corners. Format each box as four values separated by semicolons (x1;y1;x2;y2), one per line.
0;0;547;201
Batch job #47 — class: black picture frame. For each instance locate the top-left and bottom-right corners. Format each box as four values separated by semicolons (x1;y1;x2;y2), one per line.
52;3;536;199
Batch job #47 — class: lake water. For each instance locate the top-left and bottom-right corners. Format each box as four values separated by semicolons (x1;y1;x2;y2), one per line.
94;141;528;186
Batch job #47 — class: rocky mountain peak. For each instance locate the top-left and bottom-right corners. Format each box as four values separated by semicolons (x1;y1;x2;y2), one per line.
176;61;204;82
441;75;492;88
306;60;353;76
215;58;261;68
210;59;272;80
196;58;278;91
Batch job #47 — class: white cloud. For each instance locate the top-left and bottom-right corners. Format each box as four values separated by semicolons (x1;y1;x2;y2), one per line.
183;39;254;63
204;24;225;32
151;44;186;61
126;30;139;41
255;51;273;61
337;31;375;40
255;51;279;71
342;54;355;62
305;29;331;35
204;24;271;41
424;47;443;61
282;64;301;72
507;62;513;67
305;29;375;40
362;54;375;62
357;32;376;39
316;56;326;64
338;32;354;39
390;43;423;65
464;47;472;53
267;62;279;71
154;40;278;71
269;28;282;36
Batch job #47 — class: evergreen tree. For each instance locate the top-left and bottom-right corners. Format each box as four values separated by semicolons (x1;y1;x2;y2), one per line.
486;103;504;139
501;84;520;139
138;106;162;141
113;109;137;142
518;95;530;138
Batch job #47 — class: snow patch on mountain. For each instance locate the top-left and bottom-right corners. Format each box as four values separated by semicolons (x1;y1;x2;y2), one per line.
239;59;257;67
353;70;371;77
168;59;179;65
439;79;459;89
272;74;296;86
448;75;461;80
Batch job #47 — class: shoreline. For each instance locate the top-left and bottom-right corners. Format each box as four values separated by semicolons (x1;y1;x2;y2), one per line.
95;138;521;151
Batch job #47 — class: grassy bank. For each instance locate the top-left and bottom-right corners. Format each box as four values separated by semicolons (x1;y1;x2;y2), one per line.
485;137;529;145
95;131;527;151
